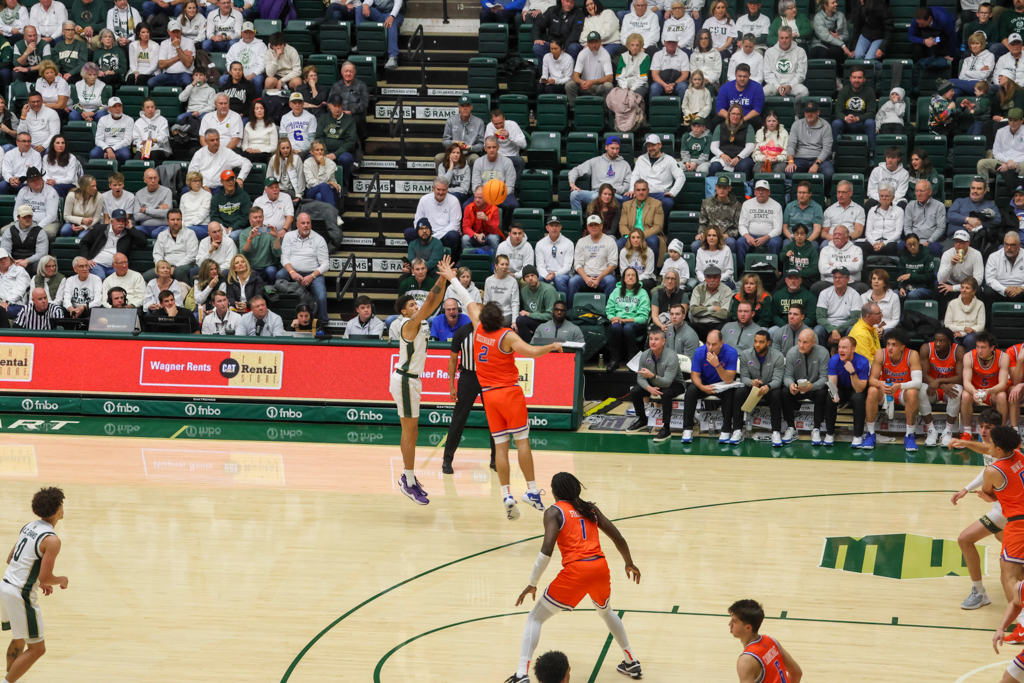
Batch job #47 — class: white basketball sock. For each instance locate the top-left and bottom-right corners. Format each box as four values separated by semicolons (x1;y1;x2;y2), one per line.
867;423;875;434
527;480;538;491
403;469;416;485
906;426;915;436
502;485;512;497
973;579;986;591
517;596;560;677
596;602;636;663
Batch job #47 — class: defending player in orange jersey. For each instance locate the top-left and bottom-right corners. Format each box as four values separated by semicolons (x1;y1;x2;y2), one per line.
953;426;1024;645
437;259;564;521
508;473;642;683
961;331;1010;439
729;599;802;683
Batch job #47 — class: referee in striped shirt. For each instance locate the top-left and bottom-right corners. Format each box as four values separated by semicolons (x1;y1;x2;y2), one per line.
16;288;64;330
442;322;496;474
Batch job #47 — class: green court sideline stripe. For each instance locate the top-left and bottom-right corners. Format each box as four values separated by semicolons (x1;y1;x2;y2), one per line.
371;608;996;683
169;425;189;439
586;612;622;683
282;490;952;683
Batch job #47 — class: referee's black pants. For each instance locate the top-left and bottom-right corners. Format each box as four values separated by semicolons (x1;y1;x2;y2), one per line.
443;368;496;464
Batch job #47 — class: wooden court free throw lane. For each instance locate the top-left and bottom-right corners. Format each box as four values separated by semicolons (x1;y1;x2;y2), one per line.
0;431;1015;682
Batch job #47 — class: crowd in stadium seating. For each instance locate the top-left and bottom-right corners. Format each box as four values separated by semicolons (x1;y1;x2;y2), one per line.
452;0;1024;447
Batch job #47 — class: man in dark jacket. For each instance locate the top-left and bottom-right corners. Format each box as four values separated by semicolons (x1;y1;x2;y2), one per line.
328;61;369;139
532;0;585;61
832;66;878;154
909;5;957;92
316;95;358;187
78;208;147;279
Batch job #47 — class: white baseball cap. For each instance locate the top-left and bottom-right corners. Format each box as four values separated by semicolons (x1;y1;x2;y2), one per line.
754;179;770;190
953;229;971;242
241;21;255;32
586;214;603;225
0;248;10;259
644;133;660;145
167;19;181;31
16;205;32;218
1010;32;1023;43
107;96;122;107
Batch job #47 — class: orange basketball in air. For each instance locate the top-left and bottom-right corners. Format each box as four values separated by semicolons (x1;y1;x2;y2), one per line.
482;179;508;206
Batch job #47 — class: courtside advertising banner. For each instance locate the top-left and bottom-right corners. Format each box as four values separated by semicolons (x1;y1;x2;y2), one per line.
0;336;578;409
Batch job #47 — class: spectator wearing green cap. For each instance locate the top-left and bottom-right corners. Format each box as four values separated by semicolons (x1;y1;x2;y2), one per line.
977;106;1024;193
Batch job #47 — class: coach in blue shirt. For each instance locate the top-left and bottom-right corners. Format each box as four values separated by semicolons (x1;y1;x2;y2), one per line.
680;329;740;444
711;64;764;131
825;335;869;448
430;299;471;341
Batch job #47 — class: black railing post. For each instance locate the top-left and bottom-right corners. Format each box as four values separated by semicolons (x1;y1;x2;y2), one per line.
406;25;426;96
388;96;407;169
335;253;359;300
363;171;383;220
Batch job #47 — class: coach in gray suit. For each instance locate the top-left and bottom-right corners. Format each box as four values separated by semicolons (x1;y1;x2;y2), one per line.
734;329;786;440
781;327;830;443
627;327;685;444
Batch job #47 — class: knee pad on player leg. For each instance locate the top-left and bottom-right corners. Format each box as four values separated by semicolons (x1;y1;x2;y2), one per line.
918;390;932;417
948;386;963;419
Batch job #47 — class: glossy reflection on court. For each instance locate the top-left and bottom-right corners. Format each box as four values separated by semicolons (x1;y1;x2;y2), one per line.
0;433;1014;683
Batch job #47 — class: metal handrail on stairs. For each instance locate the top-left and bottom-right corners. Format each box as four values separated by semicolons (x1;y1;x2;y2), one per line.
388;97;408;169
334;253;358;300
364;171;383;221
407;24;427;96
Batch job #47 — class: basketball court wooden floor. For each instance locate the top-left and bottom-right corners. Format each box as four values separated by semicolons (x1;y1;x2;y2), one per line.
0;425;1015;683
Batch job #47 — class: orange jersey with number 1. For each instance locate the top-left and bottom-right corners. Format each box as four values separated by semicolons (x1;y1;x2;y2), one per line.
554;501;604;566
742;635;791;683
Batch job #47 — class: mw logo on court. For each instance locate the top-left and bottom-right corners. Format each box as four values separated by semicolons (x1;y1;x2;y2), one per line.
819;534;985;579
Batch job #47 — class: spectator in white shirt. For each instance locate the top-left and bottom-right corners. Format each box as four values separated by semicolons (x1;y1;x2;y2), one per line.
30;0;67;43
223;22;266;91
275;212;330;327
495;224;535;279
727;34;764;82
817;225;863;288
148;20;195;88
252;177;294;235
860;183;903;259
236;293;284;336
91;96;133;162
57;256;103;318
149;209;200;282
192;221;237;279
102;252;146;307
202;0;241;52
0;204;47;274
566;32;614;106
662;0;696;50
188;130;253;189
17;91;59;153
343;294;386;337
984;230;1024;309
535;217;576;295
201;289;242;334
199;93;243;149
937;230;985;301
737;179;782;263
0;248;31;314
650;37;690;97
569;214;619;302
279;92;318;154
541;38;574;93
0;133;38;195
485;109;527;184
13;167;59;237
620;0;660;55
409;176;464;258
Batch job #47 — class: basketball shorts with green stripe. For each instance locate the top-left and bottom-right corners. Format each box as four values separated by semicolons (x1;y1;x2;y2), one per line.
0;581;44;643
390;371;422;419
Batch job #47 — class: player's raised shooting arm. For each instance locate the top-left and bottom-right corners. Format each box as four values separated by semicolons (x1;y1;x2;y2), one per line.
36;535;65;587
778;643;802;683
409;261;453;327
436;259;482;326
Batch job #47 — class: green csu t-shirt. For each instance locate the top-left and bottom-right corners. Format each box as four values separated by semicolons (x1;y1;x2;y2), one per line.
1001;9;1024;41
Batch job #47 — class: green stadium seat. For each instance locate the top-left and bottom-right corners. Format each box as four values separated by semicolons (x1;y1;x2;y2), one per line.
208;52;228;74
254;19;282;38
121;160;154;192
833;135;869;174
681;252;695;274
904;299;939;319
952;136;987;176
843;59;876;90
511;207;546;242
951;174;978;201
550;208;582;236
572;292;606;313
308;54;339;88
348;55;377;97
573;96;606;133
0;195;16;227
649;96;682;134
498;94;530;130
753;173;786;202
763;96;795;130
505;59;539;99
888;24;913;59
517;24;534;59
527;131;561;172
557;169;571;206
319;22;352;57
679;172;706;211
912;134;947;174
465;93;491;123
478;23;509;60
829;173;866;205
284;19;317;57
65;121;96;156
354;21;387;58
467;57;499;95
150;86;181;116
519;169;554;209
993;302;1024;346
666;210;699;244
86;158;117;192
791;172;825;206
293;0;324;18
874;134;908;166
919;63;952;97
243;163;267;199
804;59;837;96
915;95;931;132
565;131;598;168
536;93;568;132
461;252;493;287
881;59;912;93
116;85;147;118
